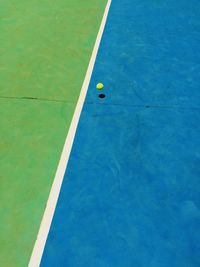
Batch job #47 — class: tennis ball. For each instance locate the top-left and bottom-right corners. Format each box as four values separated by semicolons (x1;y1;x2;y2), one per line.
96;83;104;90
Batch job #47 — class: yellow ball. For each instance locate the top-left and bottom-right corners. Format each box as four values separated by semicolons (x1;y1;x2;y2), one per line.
96;83;104;90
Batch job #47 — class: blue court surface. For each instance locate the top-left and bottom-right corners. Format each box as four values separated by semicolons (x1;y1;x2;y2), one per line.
41;0;200;266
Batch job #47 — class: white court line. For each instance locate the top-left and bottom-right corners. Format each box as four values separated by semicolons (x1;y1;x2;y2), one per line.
28;1;112;266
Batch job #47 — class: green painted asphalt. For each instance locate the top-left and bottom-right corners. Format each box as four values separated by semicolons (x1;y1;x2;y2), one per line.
0;1;107;266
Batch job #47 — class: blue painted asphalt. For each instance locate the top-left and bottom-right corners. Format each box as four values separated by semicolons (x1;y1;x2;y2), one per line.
41;0;200;266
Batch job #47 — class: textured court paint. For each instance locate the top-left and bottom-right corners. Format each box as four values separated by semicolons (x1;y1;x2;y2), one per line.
0;99;74;267
0;0;106;101
87;0;200;108
0;1;107;266
41;0;200;266
29;1;111;265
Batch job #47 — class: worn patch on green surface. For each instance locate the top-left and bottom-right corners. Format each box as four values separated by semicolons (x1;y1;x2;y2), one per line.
0;0;107;266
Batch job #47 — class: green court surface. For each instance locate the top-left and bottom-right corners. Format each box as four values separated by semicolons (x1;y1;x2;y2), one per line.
0;1;107;266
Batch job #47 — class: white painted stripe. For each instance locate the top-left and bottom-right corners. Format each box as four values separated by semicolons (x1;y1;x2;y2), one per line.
28;1;112;266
